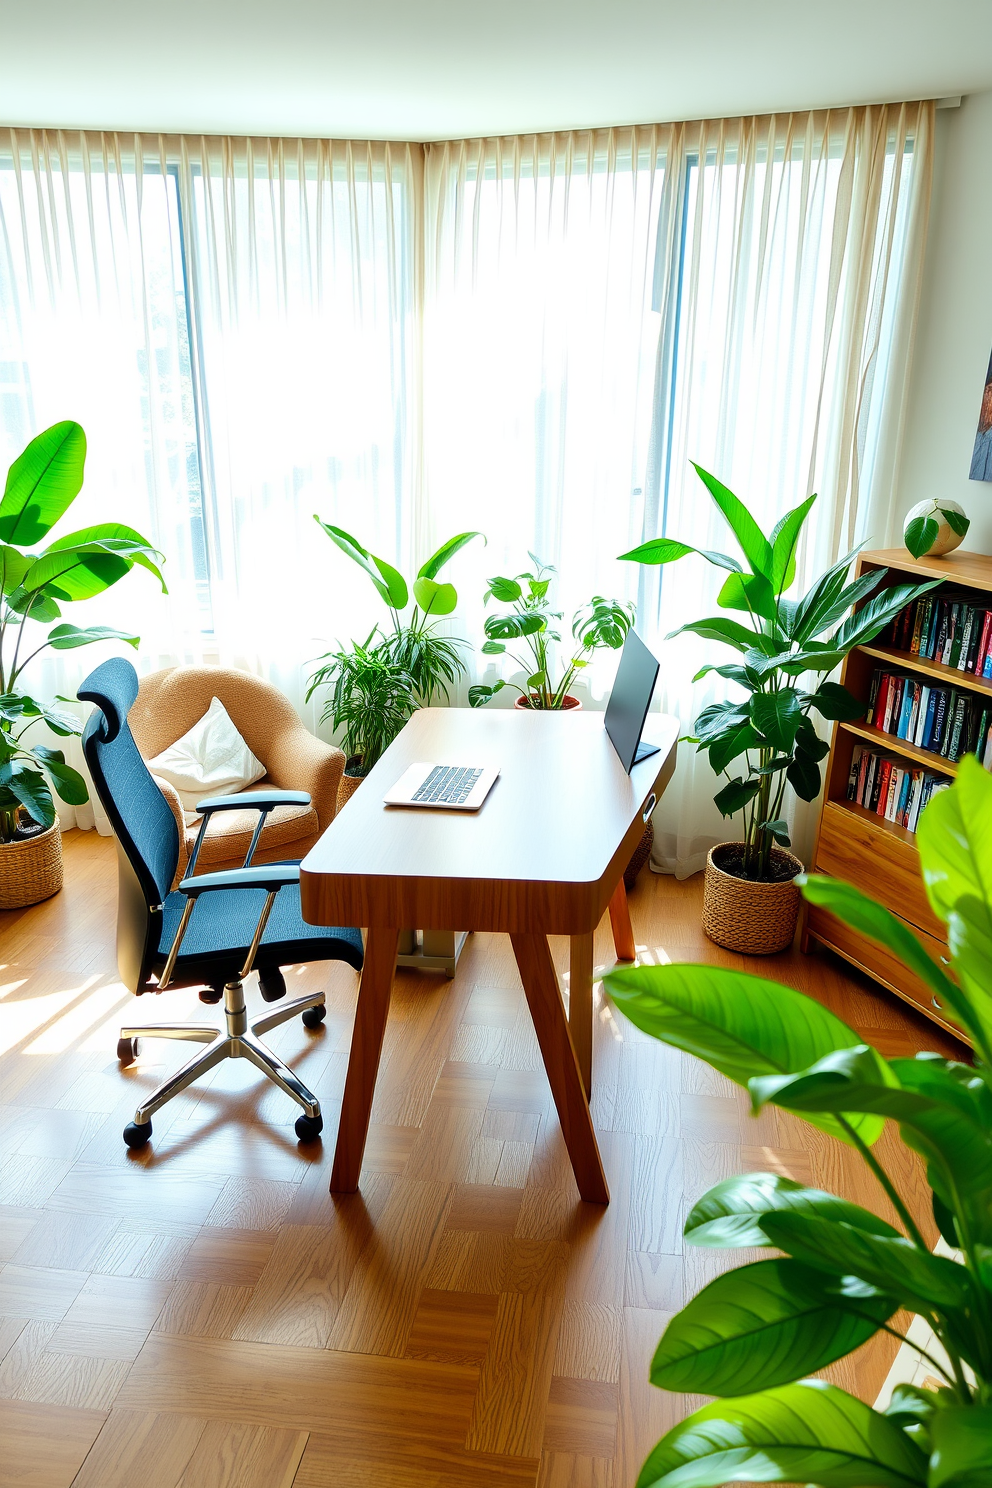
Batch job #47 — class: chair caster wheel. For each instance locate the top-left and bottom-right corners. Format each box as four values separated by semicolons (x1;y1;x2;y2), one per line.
199;986;223;1004
123;1120;152;1149
295;1113;323;1143
117;1037;139;1064
301;1003;326;1030
259;970;287;1003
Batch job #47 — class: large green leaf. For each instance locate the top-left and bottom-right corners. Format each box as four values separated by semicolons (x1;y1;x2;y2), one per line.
4;585;62;622
713;776;761;816
412;576;457;616
691;463;774;579
929;1406;992;1488
485;611;545;640
809;681;867;721
0;544;30;593
828;580;942;654
683;1171;899;1248
794;569;886;644
636;1380;928;1488
761;1211;974;1312
693;699;751;743
916;755;992;1056
769;494;817;593
717;570;779;622
707;722;763;774
7;764;56;828
651;1258;895;1397
314;519;409;609
33;746;88;805
904;516;940;560
603;963;885;1146
790;546;869;643
417;530;482;580
668;616;769;654
487;575;523;602
23;526;166;602
750;688;803;752
618;536;742;572
46;623;140;651
0;421;86;546
799;875;981;1048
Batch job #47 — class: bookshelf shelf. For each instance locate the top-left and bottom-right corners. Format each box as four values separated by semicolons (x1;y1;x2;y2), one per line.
855;642;992;699
803;547;992;1043
837;719;957;778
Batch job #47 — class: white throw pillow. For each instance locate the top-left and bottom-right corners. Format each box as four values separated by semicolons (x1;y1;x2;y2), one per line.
147;697;266;824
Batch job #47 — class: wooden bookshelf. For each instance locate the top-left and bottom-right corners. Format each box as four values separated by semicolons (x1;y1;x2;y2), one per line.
803;547;992;1041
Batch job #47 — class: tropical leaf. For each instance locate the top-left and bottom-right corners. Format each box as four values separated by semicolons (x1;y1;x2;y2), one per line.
417;530;483;579
618;537;742;572
0;544;30;592
636;1380;928;1488
0;421;86;546
691;463;773;579
314;519;409;609
707;722;762;774
33;746;88;805
809;681;867;721
602;963;885;1145
795;569;887;643
769;494;817;592
485;612;545;640
789;546;870;642
713;776;761;816
905;516;939;559
7;765;55;828
750;688;803;751
5;585;62;622
668;616;771;654
45;623;140;651
468;680;504;707
940;508;971;538
412;577;457;616
929;1405;992;1488
683;1171;900;1248
693;699;751;743
717;570;778;621
827;580;942;654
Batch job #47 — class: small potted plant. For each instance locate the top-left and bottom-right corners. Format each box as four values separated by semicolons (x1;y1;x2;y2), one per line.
305;636;416;808
1;421;165;908
619;464;938;953
469;554;634;710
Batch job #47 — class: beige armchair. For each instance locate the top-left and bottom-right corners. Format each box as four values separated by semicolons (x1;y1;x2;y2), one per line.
128;667;344;883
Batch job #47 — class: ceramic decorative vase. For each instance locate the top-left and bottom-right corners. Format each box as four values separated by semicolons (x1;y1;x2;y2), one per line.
903;499;970;559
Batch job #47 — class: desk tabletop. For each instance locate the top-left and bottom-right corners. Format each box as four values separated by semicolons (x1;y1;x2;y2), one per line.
300;706;678;935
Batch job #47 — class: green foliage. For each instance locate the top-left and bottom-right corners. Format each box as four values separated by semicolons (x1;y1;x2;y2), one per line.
0;423;164;843
603;758;992;1488
313;517;482;704
304;636;415;773
904;502;971;560
469;554;634;709
620;465;939;879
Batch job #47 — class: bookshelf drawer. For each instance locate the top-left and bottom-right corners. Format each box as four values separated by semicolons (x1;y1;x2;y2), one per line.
804;903;960;1041
814;800;945;939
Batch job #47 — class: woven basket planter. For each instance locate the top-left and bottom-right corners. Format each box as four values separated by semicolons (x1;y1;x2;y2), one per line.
702;841;803;955
0;816;63;910
624;821;654;890
336;772;365;813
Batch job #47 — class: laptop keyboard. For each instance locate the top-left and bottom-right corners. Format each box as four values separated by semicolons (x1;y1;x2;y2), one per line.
412;765;483;804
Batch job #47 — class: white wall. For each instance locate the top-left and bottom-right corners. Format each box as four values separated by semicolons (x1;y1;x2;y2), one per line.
895;91;992;550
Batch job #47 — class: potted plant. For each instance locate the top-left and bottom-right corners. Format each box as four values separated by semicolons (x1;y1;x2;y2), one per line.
619;464;939;952
0;421;165;908
603;754;992;1488
313;518;482;705
305;636;416;808
468;554;635;710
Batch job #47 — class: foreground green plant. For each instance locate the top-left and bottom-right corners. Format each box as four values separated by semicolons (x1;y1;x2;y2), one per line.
469;554;634;709
619;464;939;879
0;422;165;842
603;754;992;1488
313;518;482;704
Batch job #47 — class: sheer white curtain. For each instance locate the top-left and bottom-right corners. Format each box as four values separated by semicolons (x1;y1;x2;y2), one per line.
0;130;419;827
422;104;933;874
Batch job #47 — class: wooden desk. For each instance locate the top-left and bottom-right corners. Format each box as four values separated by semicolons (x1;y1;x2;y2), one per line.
300;706;678;1203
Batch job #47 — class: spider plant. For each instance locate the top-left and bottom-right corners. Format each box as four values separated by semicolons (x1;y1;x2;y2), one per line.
305;635;415;776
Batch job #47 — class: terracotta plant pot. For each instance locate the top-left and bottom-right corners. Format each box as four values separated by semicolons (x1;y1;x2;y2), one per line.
701;841;804;955
0;815;63;910
513;694;582;711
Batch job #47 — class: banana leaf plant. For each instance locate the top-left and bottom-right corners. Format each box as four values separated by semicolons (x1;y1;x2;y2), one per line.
603;753;992;1488
619;463;941;880
0;422;165;843
468;553;635;709
313;518;483;704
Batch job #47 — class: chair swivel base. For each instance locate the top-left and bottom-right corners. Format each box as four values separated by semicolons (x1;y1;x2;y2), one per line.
119;978;327;1148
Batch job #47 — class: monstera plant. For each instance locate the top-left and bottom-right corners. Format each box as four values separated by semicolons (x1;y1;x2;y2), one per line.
0;421;165;848
603;754;992;1488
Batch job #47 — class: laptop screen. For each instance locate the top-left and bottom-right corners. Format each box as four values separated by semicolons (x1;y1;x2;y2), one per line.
605;630;661;773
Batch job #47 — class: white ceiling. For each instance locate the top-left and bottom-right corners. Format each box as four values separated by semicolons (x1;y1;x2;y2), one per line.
2;0;992;142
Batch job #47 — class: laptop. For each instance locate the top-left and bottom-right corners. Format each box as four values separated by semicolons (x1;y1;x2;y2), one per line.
605;630;661;772
383;760;501;811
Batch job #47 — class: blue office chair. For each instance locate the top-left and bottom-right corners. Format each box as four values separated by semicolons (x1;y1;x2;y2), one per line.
79;657;363;1149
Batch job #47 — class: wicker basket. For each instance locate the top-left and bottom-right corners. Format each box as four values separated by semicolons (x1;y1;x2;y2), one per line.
624;821;654;890
0;816;63;910
702;841;803;955
336;771;365;813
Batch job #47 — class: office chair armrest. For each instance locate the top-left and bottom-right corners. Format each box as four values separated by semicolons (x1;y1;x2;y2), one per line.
177;864;301;899
194;789;311;815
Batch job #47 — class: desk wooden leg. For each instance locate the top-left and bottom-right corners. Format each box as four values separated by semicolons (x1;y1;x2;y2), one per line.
330;925;399;1193
608;880;636;961
511;933;609;1205
568;931;594;1097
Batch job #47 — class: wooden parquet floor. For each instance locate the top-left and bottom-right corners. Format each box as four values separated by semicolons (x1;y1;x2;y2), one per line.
0;829;962;1488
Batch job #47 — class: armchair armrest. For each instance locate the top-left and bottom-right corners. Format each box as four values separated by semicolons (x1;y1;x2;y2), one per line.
195;790;311;815
178;864;300;898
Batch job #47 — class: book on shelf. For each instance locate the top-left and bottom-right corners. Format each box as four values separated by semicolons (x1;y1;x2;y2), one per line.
846;743;950;832
865;665;992;765
883;592;992;677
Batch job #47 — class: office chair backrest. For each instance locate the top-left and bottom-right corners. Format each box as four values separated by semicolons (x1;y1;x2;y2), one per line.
80;657;181;990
